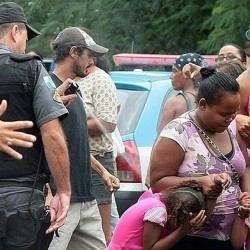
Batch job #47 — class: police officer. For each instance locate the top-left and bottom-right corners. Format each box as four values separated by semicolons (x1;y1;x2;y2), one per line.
0;2;71;249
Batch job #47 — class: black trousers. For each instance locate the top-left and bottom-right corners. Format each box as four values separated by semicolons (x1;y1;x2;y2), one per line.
0;187;44;250
170;235;244;250
33;223;54;250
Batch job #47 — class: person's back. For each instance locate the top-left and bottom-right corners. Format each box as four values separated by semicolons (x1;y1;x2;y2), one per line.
78;55;119;244
157;53;205;134
79;66;117;156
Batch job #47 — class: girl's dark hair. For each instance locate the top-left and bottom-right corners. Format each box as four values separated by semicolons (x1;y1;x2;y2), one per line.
95;54;111;73
215;61;246;79
161;180;205;228
197;67;240;105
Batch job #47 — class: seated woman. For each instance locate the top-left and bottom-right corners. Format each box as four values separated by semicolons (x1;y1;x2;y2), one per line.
150;67;250;250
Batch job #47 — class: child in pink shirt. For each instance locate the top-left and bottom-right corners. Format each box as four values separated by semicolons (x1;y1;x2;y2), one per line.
107;179;226;250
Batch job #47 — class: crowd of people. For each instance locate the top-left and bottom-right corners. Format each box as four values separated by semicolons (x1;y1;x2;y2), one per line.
1;1;250;250
0;2;120;250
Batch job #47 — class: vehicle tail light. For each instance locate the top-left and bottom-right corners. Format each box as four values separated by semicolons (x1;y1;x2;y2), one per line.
116;140;141;182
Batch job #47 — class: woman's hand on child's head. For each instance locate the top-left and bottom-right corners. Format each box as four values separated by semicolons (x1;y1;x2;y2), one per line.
214;173;232;190
202;173;230;199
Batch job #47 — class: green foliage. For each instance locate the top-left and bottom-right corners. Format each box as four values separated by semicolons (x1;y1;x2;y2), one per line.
5;0;250;59
198;0;250;53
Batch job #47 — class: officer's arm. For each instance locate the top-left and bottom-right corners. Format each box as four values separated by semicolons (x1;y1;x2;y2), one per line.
40;118;70;195
40;118;71;233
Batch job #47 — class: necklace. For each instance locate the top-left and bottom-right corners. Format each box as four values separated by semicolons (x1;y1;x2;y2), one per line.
192;111;214;134
188;117;240;184
184;91;197;99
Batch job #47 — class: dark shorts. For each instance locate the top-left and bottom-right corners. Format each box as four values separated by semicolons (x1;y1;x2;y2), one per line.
170;235;244;250
91;152;114;204
0;186;44;249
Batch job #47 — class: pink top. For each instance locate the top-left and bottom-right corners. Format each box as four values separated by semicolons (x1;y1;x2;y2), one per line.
107;191;167;250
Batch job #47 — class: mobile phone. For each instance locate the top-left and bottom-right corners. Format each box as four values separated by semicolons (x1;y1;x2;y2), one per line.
42;205;51;224
65;82;79;95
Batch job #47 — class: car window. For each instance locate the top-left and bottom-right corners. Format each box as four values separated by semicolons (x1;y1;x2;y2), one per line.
117;89;148;135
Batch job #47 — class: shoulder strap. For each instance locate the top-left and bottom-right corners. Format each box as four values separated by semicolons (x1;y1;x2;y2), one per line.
178;92;192;110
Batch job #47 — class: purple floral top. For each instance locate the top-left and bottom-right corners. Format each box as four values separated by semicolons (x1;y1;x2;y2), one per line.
160;112;246;240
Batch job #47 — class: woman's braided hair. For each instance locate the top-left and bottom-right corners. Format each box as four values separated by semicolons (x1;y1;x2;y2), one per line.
161;180;205;229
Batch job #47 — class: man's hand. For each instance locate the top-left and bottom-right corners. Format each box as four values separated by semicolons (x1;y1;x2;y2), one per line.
56;78;77;106
46;192;71;234
0;100;36;159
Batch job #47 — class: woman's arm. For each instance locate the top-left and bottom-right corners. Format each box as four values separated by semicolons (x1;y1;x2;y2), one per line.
149;137;185;192
237;70;250;115
90;154;120;192
149;137;223;198
236;70;250;139
230;192;250;249
231;216;248;249
236;132;250;192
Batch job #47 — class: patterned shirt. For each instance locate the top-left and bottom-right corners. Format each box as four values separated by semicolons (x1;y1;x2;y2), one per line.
160;112;246;240
78;67;118;156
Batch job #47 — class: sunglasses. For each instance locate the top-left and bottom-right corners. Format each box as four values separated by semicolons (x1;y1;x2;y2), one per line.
215;54;241;62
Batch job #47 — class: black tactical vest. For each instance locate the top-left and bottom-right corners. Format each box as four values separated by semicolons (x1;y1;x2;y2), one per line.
0;53;46;179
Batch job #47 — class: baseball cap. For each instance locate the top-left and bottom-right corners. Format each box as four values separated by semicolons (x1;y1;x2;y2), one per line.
0;2;41;40
53;27;109;57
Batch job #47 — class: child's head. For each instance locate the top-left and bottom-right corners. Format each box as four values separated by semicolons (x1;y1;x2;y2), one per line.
161;180;205;228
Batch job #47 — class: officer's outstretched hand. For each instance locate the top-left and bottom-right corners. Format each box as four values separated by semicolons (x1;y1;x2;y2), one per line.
56;78;77;106
46;192;70;234
0;100;36;159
